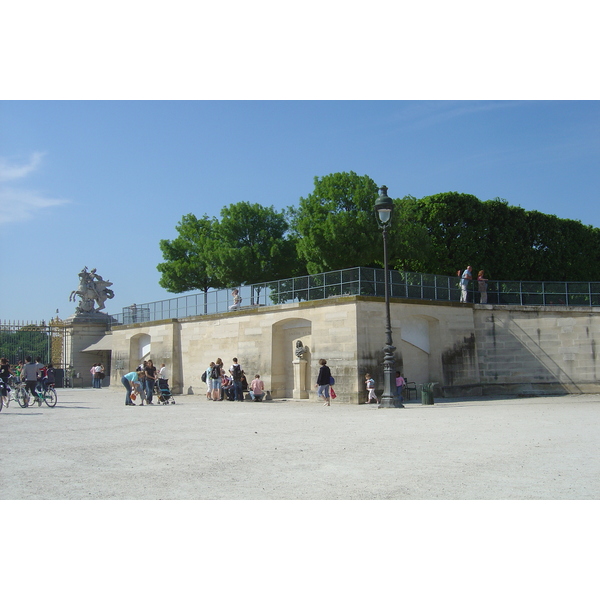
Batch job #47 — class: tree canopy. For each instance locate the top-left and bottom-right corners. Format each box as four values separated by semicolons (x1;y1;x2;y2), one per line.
157;203;299;306
158;173;600;296
157;214;220;294
290;171;382;273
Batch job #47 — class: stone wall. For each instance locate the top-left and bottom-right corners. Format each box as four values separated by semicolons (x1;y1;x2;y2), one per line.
75;297;600;402
472;304;600;395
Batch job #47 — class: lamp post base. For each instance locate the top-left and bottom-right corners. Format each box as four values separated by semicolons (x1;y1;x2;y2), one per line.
379;397;405;409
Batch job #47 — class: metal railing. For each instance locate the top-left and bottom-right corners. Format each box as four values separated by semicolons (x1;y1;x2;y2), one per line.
108;267;600;327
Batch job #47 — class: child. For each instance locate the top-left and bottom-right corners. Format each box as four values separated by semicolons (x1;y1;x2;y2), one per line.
365;373;378;404
395;371;405;403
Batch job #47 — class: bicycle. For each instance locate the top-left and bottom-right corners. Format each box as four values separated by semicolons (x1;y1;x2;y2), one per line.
27;381;58;408
4;376;30;408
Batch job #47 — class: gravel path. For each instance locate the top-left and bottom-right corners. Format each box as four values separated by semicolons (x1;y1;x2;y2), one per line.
2;388;599;499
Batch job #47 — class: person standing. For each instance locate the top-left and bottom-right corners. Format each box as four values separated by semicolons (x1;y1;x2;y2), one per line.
478;270;488;304
395;371;405;403
210;360;223;401
460;265;473;303
316;358;332;406
94;363;104;388
137;362;148;404
249;374;265;402
158;363;169;388
229;358;243;401
206;362;215;399
144;360;157;404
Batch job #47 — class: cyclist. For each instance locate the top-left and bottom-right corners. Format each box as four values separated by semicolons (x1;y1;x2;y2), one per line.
21;356;41;405
1;357;12;408
43;363;56;391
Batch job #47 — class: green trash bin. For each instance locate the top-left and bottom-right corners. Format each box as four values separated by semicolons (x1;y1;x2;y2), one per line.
421;383;436;405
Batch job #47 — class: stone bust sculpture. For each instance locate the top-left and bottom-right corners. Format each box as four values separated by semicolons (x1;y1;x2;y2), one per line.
295;340;306;359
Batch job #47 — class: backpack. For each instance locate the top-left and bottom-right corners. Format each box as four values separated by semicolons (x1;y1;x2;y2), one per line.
231;364;241;381
211;365;221;379
201;370;207;383
46;368;55;383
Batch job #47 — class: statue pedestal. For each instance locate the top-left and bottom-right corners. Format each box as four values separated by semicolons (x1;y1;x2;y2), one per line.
292;358;309;399
63;313;112;387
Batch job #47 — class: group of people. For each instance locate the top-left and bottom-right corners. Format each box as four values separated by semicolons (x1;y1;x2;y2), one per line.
90;363;105;388
204;357;265;402
459;266;488;304
121;360;171;406
0;356;56;407
363;371;406;405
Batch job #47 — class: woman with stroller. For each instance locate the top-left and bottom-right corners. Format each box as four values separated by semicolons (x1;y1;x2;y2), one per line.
144;360;157;404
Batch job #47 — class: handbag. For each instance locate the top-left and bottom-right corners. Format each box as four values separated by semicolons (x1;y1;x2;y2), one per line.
330;387;337;399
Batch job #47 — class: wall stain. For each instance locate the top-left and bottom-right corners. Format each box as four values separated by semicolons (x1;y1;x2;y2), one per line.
442;333;476;386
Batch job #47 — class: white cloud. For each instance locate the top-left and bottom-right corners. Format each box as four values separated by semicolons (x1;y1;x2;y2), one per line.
0;152;70;224
0;188;70;224
0;152;45;182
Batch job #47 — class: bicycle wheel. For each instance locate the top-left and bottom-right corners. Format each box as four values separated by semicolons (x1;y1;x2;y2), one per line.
16;388;29;408
44;388;57;408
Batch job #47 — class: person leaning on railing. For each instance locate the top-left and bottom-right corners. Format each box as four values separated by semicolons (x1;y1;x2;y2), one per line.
478;270;488;304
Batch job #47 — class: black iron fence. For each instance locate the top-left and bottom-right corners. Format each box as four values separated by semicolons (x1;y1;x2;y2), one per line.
0;319;71;385
108;267;600;326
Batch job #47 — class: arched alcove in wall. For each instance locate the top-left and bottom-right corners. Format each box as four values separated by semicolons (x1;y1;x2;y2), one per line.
271;318;312;398
129;333;151;370
400;314;441;384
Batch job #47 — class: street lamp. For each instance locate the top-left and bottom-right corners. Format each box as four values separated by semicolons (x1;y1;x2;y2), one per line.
375;186;404;408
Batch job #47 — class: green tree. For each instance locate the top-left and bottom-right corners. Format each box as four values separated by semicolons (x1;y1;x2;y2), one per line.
157;204;300;308
413;192;487;274
389;195;436;273
290;172;382;273
410;193;600;282
523;211;600;281
212;202;300;304
157;214;223;313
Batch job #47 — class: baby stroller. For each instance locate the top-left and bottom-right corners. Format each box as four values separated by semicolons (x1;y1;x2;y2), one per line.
155;379;174;404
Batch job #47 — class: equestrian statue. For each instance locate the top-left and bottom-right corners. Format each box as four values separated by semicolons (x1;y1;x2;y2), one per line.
69;267;115;314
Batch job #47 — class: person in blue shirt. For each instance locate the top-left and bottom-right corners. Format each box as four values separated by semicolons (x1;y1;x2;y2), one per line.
121;371;141;406
460;265;473;303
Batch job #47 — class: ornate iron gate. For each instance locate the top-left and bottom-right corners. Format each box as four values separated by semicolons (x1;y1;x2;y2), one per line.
0;318;71;385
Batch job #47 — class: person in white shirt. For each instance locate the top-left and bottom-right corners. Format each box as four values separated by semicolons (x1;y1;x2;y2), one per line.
94;363;104;388
158;363;169;386
229;289;242;311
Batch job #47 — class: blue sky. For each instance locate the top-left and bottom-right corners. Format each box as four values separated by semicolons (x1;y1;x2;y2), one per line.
2;100;600;322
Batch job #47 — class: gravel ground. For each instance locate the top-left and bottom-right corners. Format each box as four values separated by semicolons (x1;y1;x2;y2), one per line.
2;387;600;500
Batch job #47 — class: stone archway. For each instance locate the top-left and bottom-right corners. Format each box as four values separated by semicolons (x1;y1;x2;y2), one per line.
271;318;312;398
129;333;151;371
